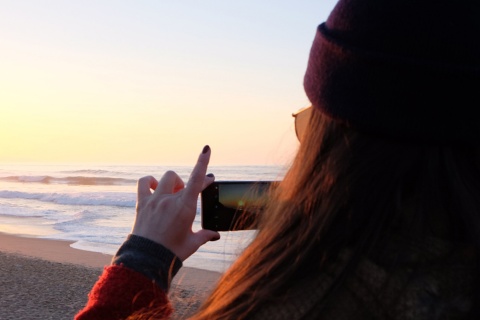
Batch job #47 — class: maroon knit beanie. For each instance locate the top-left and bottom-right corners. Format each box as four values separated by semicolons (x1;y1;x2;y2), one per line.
304;0;480;143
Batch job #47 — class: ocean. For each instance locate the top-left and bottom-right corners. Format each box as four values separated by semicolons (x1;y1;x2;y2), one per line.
0;164;286;273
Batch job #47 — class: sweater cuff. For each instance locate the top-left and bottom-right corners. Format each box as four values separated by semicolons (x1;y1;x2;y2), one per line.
111;234;182;291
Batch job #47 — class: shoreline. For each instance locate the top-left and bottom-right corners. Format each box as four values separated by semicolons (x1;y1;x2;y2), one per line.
0;232;113;268
0;232;222;319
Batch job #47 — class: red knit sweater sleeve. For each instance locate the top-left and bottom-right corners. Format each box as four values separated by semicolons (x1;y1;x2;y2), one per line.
75;264;172;320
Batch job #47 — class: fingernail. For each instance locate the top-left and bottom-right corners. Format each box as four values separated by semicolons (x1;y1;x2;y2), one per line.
212;235;220;241
202;145;210;154
207;173;214;178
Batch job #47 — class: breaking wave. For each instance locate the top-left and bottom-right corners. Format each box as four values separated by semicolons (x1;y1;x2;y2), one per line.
0;175;136;186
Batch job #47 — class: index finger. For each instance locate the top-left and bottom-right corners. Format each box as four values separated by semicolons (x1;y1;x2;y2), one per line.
183;145;211;203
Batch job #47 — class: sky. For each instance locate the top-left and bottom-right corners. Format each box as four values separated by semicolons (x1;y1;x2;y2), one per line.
0;0;338;166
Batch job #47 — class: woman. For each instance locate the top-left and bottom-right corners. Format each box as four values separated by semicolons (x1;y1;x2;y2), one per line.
76;0;480;318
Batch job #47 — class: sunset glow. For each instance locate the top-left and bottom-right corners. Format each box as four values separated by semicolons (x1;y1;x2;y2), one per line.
0;1;337;165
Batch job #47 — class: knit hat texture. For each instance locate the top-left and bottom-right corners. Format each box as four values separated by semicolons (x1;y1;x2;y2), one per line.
304;0;480;143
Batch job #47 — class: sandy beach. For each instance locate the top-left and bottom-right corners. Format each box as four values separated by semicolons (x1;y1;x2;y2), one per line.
0;232;222;320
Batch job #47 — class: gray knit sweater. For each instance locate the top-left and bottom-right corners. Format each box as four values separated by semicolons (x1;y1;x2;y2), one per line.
252;235;477;319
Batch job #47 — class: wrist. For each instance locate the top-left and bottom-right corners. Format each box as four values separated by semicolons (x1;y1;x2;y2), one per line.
112;234;182;291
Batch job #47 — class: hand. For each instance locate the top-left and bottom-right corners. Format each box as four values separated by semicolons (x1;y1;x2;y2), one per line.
131;145;220;261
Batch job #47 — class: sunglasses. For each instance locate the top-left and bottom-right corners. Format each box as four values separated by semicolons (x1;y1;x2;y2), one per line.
292;106;312;142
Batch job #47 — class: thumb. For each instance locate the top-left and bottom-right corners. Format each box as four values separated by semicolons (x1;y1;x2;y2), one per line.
177;230;221;261
192;229;221;247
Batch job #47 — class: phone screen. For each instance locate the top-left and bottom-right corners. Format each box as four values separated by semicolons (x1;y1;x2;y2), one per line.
218;183;269;212
201;181;273;231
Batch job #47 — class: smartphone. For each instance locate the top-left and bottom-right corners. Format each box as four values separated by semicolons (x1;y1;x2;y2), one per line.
201;181;274;231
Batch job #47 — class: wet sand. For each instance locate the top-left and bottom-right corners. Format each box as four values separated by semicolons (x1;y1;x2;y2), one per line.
0;232;221;320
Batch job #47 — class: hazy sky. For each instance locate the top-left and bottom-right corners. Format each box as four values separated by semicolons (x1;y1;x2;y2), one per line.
0;1;337;166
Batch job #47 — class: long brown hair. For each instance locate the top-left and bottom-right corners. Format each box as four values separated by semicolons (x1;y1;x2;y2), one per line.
189;108;480;319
